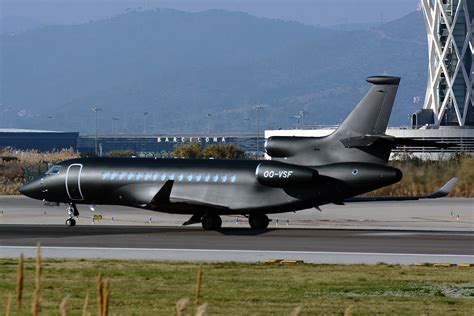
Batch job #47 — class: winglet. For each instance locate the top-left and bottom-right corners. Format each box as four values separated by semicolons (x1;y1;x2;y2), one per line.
151;180;174;203
426;177;458;199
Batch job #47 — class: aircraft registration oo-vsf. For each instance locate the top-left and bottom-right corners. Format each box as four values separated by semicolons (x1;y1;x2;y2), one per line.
20;76;458;230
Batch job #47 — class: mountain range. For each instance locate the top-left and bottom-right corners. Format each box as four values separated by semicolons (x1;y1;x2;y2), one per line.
1;8;428;133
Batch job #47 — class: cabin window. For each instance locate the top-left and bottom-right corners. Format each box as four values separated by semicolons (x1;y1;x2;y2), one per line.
127;172;133;181
101;172;109;180
118;172;125;180
46;165;61;174
187;174;193;182
230;175;237;183
178;173;184;181
110;171;117;180
152;172;158;181
144;172;150;181
221;174;228;183
168;173;175;180
160;173;166;181
213;174;219;183
135;172;141;181
204;174;211;182
195;174;202;182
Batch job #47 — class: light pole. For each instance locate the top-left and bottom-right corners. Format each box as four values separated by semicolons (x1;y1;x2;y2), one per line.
206;113;212;134
298;110;307;129
291;115;301;129
243;117;250;133
253;104;267;160
143;112;149;134
112;117;119;133
91;107;102;156
47;116;53;131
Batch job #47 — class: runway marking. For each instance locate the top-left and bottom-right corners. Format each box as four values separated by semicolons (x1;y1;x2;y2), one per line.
1;246;473;258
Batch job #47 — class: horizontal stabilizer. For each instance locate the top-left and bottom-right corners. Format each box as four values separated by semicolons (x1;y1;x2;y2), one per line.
340;135;458;149
344;177;458;202
340;135;393;148
394;138;458;148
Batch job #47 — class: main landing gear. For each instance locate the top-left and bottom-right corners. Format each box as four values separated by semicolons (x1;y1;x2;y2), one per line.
183;212;222;230
65;203;79;227
201;213;222;230
183;212;270;230
248;213;270;230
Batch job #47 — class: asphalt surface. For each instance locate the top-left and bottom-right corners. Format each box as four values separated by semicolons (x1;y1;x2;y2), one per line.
1;225;473;253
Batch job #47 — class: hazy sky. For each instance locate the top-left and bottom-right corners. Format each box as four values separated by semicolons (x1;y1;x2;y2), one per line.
2;0;421;26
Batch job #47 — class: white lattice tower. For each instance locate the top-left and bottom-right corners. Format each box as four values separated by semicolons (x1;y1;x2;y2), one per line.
421;0;473;126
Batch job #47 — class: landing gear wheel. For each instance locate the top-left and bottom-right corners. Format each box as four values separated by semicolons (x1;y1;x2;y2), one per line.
249;214;269;230
201;214;222;230
66;218;76;227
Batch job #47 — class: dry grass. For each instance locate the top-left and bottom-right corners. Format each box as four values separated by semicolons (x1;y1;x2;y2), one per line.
15;254;24;313
5;294;12;316
97;273;103;316
1;258;473;315
59;295;69;316
370;155;474;197
82;294;89;316
0;148;79;195
195;264;203;306
195;303;209;316
175;297;190;316
31;242;41;316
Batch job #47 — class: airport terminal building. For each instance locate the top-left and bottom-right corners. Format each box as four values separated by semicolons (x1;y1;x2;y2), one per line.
0;129;259;156
0;129;79;152
77;133;259;156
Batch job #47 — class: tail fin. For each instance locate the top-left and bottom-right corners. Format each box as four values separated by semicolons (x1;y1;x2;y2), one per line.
266;76;401;166
333;76;400;137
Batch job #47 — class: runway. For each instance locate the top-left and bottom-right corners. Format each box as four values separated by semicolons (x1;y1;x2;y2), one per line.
1;196;473;264
1;225;473;264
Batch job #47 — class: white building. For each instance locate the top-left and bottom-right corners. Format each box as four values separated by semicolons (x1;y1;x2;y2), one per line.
417;0;474;127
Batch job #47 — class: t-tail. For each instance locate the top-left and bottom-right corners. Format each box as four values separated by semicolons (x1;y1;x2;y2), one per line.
265;76;402;166
332;76;400;138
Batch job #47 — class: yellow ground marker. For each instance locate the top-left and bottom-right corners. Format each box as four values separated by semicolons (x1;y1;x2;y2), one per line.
264;259;282;264
433;263;455;267
280;260;304;264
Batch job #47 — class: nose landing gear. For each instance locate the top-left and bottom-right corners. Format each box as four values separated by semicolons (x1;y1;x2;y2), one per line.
249;213;270;230
65;203;79;227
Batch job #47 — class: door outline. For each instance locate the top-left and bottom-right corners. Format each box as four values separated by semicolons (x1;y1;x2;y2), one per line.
65;164;84;201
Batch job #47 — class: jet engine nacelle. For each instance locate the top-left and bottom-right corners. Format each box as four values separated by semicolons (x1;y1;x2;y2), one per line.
256;161;318;188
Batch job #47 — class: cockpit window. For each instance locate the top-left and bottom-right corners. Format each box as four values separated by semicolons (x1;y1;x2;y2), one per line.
46;165;61;174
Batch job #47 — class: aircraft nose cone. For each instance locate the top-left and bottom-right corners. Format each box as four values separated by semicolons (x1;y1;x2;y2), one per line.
19;180;42;199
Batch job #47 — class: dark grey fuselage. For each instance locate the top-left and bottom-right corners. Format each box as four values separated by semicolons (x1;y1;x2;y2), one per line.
24;157;401;215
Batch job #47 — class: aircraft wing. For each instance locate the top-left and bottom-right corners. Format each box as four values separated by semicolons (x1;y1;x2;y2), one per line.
343;177;458;202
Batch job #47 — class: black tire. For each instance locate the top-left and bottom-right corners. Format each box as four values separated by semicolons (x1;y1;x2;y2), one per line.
66;218;76;227
249;214;269;230
201;214;222;230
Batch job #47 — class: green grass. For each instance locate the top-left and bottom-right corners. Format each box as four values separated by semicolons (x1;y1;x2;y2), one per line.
1;259;474;315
